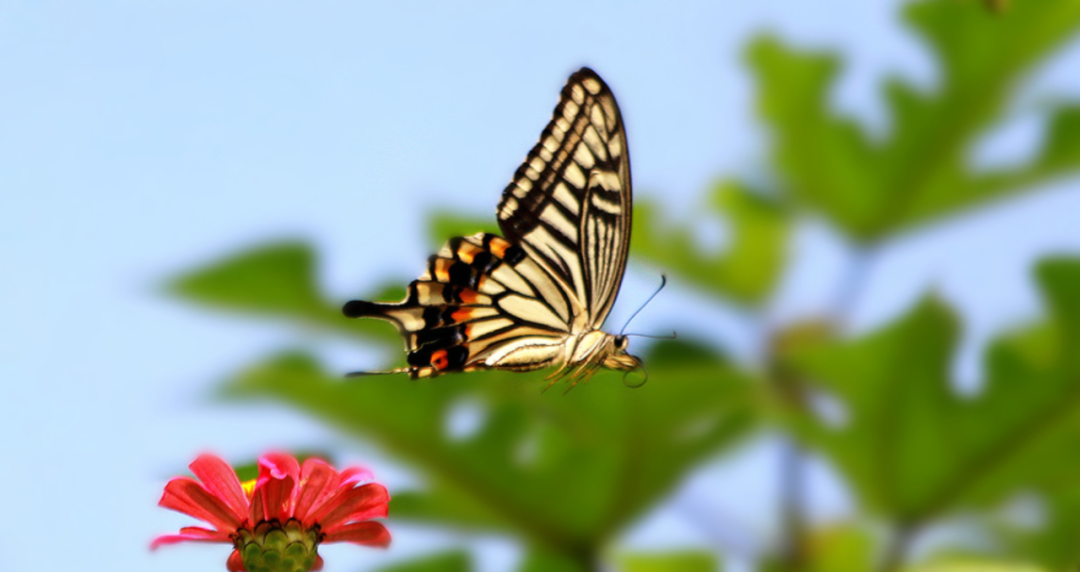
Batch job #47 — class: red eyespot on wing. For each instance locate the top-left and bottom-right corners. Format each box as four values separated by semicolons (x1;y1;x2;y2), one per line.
430;349;449;370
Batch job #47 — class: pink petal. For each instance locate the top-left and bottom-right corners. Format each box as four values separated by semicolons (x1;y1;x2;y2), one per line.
253;454;299;521
249;481;269;523
190;454;248;518
336;466;374;487
253;474;295;522
293;459;336;523
227;549;246;572
159;477;242;530
259;452;301;483
309;483;389;530
322;521;391;548
150;526;231;549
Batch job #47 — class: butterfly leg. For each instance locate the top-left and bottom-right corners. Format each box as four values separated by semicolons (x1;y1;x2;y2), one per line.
559;363;597;394
544;353;578;380
541;373;566;393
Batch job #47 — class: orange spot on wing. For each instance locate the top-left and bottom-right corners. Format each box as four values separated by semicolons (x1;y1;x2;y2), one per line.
451;308;473;322
435;260;450;282
430;349;449;370
489;237;510;258
458;289;479;304
457;243;480;263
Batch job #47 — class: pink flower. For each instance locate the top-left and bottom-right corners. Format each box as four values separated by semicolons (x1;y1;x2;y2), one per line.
152;453;390;572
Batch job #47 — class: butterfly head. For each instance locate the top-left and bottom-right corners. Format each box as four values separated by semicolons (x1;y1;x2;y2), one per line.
601;334;643;372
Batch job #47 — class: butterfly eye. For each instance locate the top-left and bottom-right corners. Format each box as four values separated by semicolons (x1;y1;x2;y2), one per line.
615;335;628;350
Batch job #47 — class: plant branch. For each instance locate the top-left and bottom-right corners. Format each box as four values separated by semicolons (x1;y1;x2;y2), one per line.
769;242;882;570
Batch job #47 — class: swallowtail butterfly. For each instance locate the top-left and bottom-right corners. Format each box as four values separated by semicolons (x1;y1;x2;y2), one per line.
343;68;640;388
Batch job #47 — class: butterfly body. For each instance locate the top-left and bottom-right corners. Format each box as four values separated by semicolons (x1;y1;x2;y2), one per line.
344;68;639;388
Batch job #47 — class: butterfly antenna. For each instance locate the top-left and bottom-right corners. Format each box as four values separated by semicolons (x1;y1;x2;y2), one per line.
623;331;677;340
620;274;668;336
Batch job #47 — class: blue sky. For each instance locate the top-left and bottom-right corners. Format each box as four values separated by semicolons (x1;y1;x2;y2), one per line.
2;1;1080;571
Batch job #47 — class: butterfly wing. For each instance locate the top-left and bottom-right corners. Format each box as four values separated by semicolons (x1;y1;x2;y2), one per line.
343;68;632;379
496;67;632;327
344;233;574;378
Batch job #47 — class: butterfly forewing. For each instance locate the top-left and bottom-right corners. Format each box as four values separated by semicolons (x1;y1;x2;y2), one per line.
496;69;632;327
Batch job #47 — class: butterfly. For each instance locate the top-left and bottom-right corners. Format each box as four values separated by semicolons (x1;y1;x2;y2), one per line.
343;68;640;389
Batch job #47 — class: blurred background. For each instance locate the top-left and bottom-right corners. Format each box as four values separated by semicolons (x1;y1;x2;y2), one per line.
3;1;1080;571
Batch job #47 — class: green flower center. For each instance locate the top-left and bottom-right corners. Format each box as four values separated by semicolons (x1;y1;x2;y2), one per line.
234;519;321;572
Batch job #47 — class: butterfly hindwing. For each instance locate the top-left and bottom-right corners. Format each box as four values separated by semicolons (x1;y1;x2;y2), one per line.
495;68;632;327
343;232;572;378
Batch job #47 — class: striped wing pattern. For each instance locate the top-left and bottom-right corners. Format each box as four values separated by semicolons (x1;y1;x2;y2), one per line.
496;68;632;326
344;68;632;379
343;232;581;378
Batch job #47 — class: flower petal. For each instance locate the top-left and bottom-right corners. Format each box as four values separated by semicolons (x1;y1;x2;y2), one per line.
190;454;248;519
322;521;391;548
336;466;374;487
259;477;295;523
227;549;246;572
150;526;231;549
312;554;324;571
293;458;336;523
258;452;301;483
253;454;299;521
160;477;243;530
310;483;389;530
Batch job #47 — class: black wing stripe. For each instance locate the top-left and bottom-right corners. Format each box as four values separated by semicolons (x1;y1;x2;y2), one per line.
495;68;631;328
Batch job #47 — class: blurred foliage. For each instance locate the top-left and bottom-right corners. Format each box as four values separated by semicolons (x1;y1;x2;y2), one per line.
219;342;756;568
170;242;399;345
374;550;471;572
616;551;719;572
749;0;1080;242
757;523;875;572
169;1;1080;571
780;260;1080;526
633;180;790;305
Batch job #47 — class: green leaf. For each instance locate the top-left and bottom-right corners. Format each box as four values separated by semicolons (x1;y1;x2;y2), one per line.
748;1;1080;242
518;547;590;572
384;489;507;531
804;524;876;572
756;523;875;572
903;560;1048;572
992;486;1080;569
782;258;1080;526
169;241;397;344
223;338;758;559
374;550;472;572
632;180;789;305
617;551;719;572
